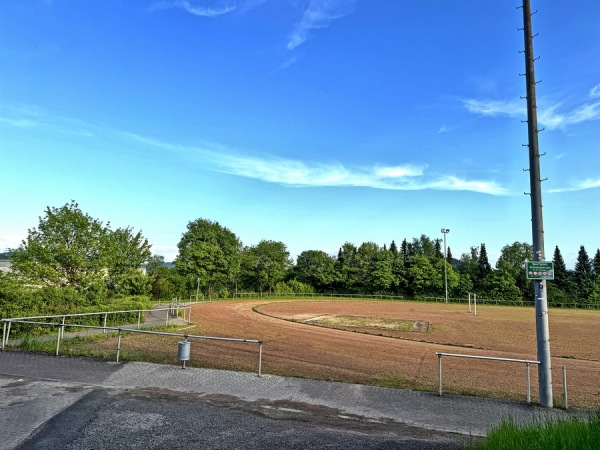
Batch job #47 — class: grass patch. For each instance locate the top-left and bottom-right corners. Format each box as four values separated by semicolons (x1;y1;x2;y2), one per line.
470;410;600;449
309;315;416;332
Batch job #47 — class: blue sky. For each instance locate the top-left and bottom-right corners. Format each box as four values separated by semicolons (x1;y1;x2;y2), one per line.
1;0;599;267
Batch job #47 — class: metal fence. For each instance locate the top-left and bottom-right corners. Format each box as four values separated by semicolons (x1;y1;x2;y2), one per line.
1;305;192;349
1;319;264;376
436;352;569;408
232;292;600;309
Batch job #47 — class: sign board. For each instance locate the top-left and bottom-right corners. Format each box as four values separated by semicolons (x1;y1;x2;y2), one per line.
525;261;554;280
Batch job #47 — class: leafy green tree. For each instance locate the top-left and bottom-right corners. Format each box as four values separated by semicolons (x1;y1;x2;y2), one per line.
433;258;459;297
458;246;479;289
274;280;314;294
147;255;187;301
10;201;150;299
480;270;522;303
495;241;532;300
294;250;336;292
106;227;152;278
175;218;241;298
354;242;381;291
372;253;397;292
451;272;474;298
241;240;291;294
400;256;438;297
574;245;594;302
10;201;108;289
410;235;437;259
334;242;360;292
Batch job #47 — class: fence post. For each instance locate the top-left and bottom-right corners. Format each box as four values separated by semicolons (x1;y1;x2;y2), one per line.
2;322;6;350
5;322;12;349
55;325;62;356
563;366;568;410
116;329;122;362
103;313;108;334
526;362;531;403
258;341;263;377
437;353;443;396
61;315;66;340
137;311;141;329
474;294;477;316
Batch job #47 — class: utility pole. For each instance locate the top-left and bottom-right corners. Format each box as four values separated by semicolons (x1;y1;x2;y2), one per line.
520;0;553;408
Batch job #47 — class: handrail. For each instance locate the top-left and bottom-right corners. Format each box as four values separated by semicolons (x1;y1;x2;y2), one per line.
2;319;264;377
436;352;540;404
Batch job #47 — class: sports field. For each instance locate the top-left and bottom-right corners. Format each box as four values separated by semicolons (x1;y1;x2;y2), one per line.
88;298;600;408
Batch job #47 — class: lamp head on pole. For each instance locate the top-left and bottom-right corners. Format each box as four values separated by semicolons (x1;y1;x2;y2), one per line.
441;228;450;234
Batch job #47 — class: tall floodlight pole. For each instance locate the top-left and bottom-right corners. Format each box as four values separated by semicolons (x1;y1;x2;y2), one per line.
441;229;450;303
520;0;552;407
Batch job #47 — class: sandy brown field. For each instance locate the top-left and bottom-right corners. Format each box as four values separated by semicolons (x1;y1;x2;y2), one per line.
78;299;600;408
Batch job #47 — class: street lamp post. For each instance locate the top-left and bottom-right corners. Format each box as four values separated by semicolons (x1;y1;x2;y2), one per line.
441;229;450;303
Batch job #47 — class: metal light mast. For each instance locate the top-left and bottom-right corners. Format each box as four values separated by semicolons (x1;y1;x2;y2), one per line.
441;229;450;303
520;0;553;407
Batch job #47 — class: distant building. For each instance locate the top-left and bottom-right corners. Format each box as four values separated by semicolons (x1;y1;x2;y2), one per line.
0;260;12;274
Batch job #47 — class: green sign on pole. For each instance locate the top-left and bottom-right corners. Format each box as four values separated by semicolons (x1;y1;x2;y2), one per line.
526;261;554;280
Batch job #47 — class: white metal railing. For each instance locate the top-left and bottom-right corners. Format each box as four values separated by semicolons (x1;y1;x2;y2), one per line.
1;306;192;349
436;352;541;404
1;319;264;377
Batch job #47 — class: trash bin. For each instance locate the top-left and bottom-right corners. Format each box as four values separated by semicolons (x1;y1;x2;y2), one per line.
178;340;191;368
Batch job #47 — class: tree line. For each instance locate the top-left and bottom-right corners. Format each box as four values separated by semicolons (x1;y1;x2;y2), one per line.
2;202;600;321
152;216;600;306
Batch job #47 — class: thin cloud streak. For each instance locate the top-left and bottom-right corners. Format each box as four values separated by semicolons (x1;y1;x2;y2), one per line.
287;0;356;50
464;98;600;130
0;107;509;196
121;132;507;195
0;107;94;137
590;83;600;99
151;0;237;18
549;178;600;193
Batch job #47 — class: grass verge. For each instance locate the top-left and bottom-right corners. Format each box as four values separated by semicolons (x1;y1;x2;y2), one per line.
470;410;600;449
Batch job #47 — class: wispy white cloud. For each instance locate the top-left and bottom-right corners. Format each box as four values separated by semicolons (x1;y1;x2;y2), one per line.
549;178;600;193
280;56;299;69
287;0;357;51
463;99;525;118
151;0;237;18
2;106;508;197
0;106;94;137
0;117;38;128
121;131;507;195
463;98;600;131
590;83;600;99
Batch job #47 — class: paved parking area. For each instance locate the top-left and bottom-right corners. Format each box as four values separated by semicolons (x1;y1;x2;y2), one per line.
0;351;582;449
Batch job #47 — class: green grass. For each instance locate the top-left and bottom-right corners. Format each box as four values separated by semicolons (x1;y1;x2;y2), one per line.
470;410;600;449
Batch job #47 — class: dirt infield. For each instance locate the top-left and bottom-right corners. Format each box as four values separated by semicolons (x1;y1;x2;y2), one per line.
77;299;600;408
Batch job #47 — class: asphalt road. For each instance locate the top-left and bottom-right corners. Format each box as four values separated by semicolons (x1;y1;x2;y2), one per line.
0;351;581;449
